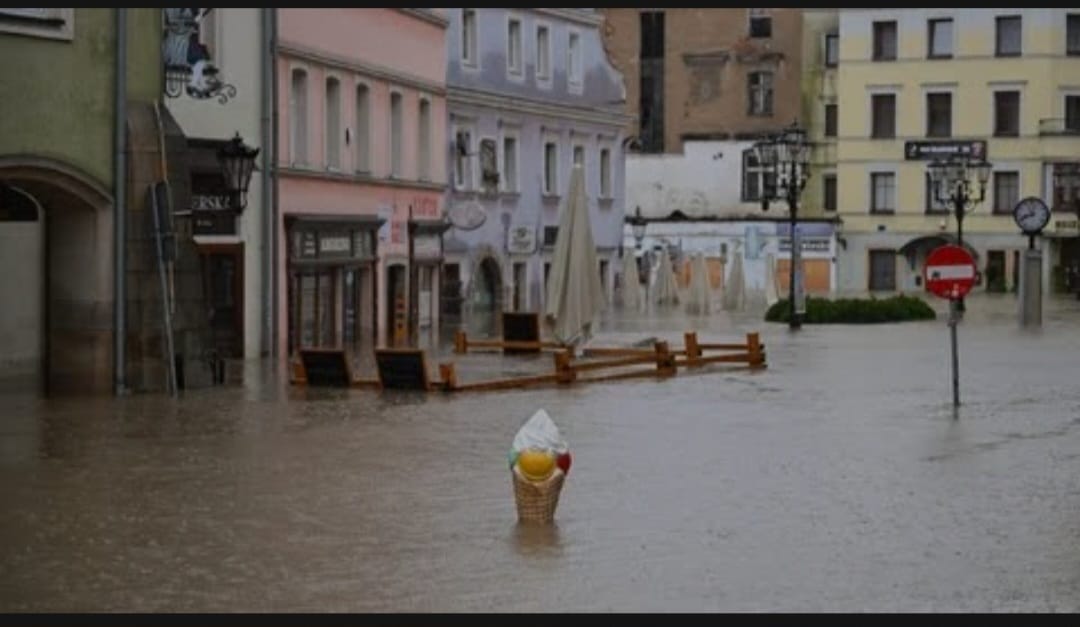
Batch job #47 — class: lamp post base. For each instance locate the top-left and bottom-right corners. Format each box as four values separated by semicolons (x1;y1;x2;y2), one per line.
788;315;803;330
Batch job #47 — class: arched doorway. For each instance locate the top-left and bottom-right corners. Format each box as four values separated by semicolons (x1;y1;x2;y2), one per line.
0;158;114;396
469;256;502;336
0;184;44;394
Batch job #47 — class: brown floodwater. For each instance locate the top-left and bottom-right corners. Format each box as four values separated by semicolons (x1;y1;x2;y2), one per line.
3;294;1080;611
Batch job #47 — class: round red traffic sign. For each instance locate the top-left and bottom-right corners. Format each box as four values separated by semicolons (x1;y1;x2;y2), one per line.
924;244;977;300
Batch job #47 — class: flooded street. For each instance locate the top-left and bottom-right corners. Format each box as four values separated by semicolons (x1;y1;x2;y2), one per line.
4;294;1080;611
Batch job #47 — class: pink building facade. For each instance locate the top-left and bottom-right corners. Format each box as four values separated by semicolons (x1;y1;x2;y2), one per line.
276;9;448;362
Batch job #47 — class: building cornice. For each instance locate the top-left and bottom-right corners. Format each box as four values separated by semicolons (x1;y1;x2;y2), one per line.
448;86;632;128
397;9;448;29
534;9;603;27
278;166;446;192
279;41;446;96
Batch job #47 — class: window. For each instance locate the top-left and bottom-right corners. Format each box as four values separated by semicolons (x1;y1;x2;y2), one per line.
507;18;522;75
480;138;498;191
748;71;773;116
868;250;897;291
994;91;1020;137
871;94;896;139
289;69;308;165
993;171;1019;214
823;174;837;212
543;141;558;194
749;9;771;38
870;172;896;213
824;103;837;137
925;172;949;214
325;77;341;169
536;24;551;80
568;32;583;86
996;16;1021;56
454;128;473;190
418;99;431;181
1053;163;1080;211
502;135;518;192
742;149;776;202
1066;95;1080;133
639;11;665;153
355;84;371;173
462;9;477;66
928;18;953;58
0;8;73;40
1068;14;1080;55
926;92;952;138
825;33;839;67
389;92;403;177
873;21;897;61
573;144;586;189
600;148;612;198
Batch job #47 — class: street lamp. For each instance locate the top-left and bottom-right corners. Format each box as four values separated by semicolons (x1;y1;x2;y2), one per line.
217;132;260;211
753;120;811;329
1051;162;1080;297
628;206;648;250
927;155;991;311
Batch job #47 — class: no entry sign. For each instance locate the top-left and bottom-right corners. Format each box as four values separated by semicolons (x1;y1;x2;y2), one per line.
925;244;977;300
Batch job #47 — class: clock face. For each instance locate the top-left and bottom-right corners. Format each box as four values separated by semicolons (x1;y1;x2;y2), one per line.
1013;197;1050;235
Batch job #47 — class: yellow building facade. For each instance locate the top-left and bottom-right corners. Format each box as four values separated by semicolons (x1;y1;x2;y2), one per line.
834;9;1080;295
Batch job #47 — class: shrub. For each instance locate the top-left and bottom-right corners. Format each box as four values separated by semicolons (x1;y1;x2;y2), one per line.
765;294;936;324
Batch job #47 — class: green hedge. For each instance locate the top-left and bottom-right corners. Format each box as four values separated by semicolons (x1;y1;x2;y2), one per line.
765;295;937;324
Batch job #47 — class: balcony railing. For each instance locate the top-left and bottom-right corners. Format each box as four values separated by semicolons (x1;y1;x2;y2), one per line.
1039;118;1080;136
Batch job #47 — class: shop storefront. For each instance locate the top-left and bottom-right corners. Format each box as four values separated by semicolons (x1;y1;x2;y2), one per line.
285;215;383;358
408;218;451;348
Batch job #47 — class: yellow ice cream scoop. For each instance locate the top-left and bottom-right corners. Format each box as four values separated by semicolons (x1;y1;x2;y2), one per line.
516;448;556;481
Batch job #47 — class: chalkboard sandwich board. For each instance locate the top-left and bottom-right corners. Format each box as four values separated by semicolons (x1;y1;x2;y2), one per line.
375;349;430;391
299;349;353;387
502;311;541;354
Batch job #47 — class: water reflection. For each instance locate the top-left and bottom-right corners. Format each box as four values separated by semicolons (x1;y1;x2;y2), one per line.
510;522;563;558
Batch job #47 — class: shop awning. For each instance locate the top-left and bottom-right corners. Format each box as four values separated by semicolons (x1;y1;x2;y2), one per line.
898;233;979;260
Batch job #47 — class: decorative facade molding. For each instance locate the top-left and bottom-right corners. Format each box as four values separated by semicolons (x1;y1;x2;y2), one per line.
397;9;448;28
534;8;603;27
278;41;447;95
278;166;446;191
448;86;632;129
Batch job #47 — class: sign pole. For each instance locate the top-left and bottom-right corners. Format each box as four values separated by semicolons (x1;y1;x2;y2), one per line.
949;298;960;408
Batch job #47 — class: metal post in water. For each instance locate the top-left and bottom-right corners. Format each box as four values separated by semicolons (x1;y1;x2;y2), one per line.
949;299;960;409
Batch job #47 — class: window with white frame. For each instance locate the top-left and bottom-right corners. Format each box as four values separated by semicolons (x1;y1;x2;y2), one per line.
741;148;775;202
748;71;773;116
355;84;371;173
568;32;583;86
543;140;559;195
1069;14;1080;55
0;8;74;40
825;33;839;67
507;17;522;75
996;15;1022;57
501;134;518;192
462;9;477;66
418;98;431;181
390;92;403;177
749;8;771;38
325;77;341;170
453;125;474;190
870;172;896;213
600;147;612;198
289;68;308;166
993;171;1019;214
1065;94;1080;132
536;24;551;81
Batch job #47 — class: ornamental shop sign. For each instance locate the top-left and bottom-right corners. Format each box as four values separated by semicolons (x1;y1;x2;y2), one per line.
904;140;987;161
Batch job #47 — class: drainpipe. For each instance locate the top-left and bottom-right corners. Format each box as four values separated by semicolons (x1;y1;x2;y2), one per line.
268;8;280;363
113;8;128;396
260;7;274;359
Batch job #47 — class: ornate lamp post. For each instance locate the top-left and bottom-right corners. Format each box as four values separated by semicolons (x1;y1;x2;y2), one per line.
928;155;991;311
1052;163;1080;297
217;132;260;211
753;121;811;330
628;206;648;250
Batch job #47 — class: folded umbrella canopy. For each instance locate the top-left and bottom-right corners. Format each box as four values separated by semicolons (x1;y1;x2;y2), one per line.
722;249;746;311
620;248;642;311
545;165;605;348
685;252;711;315
652;249;680;306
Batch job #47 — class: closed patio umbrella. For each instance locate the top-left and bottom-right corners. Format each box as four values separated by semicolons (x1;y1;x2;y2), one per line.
620;248;642;311
652;249;680;306
722;250;746;311
685;253;711;315
544;165;604;348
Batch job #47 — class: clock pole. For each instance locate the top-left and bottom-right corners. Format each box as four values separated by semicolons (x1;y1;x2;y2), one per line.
1014;197;1049;328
